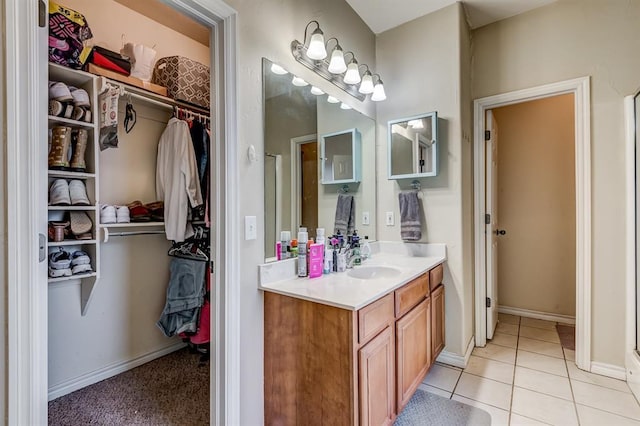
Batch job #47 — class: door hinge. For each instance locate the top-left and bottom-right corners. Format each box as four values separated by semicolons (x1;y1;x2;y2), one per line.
485;130;491;141
485;214;490;225
38;0;47;28
486;297;491;308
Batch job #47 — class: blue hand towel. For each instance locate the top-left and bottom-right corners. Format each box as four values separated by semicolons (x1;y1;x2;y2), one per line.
399;192;422;241
334;194;355;235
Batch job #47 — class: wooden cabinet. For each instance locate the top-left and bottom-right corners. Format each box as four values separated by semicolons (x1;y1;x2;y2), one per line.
359;326;395;426
431;284;445;362
264;263;445;426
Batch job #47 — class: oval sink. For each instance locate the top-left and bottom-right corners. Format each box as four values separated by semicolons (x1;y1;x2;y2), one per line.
348;265;402;280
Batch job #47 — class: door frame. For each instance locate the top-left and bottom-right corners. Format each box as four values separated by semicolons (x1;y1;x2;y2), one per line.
290;134;317;233
4;0;240;425
473;77;591;371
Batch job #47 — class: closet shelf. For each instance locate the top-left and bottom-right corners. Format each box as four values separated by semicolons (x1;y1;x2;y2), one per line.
48;205;97;211
48;115;97;129
48;170;96;179
48;239;98;247
99;222;165;228
48;271;98;284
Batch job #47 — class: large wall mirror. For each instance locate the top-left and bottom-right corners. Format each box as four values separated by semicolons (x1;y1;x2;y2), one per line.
263;58;376;261
388;112;438;179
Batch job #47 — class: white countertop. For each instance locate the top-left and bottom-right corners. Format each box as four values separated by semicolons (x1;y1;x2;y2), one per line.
258;242;446;311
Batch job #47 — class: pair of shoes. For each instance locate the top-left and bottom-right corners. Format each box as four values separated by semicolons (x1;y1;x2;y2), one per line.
48;248;93;277
127;200;151;222
145;201;164;221
48;126;89;172
70;211;93;240
49;179;90;206
100;205;130;224
48;81;91;122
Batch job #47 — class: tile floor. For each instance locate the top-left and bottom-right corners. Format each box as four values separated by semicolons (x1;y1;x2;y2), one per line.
420;314;640;425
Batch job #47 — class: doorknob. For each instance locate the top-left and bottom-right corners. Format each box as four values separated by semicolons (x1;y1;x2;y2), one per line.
496;229;506;236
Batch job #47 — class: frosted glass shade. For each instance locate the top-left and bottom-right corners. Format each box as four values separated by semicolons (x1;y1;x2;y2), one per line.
270;63;287;75
307;30;327;60
310;86;324;95
327;96;339;103
292;76;309;87
327;48;347;74
371;82;386;101
358;73;374;94
343;62;361;85
340;102;352;110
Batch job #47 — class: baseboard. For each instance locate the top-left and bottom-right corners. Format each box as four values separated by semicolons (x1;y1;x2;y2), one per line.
48;342;186;401
436;336;475;369
498;305;576;325
591;361;627;381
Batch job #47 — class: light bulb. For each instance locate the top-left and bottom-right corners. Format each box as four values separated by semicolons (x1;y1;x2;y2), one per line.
310;86;324;95
327;96;339;103
292;76;309;87
343;61;361;85
358;72;374;94
327;48;347;74
371;81;386;101
306;29;327;60
340;102;352;110
270;63;287;75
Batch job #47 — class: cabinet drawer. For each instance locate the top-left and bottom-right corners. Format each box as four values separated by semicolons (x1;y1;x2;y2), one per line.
429;264;444;292
358;293;394;344
395;273;429;318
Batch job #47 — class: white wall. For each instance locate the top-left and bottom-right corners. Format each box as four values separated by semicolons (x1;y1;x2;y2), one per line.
376;3;474;357
0;0;6;420
224;0;376;423
472;0;640;369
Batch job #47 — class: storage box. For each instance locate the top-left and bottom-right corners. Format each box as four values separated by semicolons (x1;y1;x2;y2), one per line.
152;56;210;109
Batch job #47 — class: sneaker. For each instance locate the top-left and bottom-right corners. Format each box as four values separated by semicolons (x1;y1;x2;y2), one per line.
49;100;64;117
48;81;73;102
70;211;92;239
116;206;130;223
72;263;93;275
49;248;72;270
69;86;91;108
69;180;90;206
100;204;117;224
49;266;72;278
49;179;70;206
71;250;91;266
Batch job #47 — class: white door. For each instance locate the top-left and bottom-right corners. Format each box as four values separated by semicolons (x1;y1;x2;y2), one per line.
486;110;500;339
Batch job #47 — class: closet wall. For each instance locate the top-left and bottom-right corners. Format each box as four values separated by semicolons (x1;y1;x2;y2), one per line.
48;0;210;396
0;0;6;420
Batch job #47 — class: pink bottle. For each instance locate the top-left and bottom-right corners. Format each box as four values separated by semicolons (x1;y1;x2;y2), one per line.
308;243;324;278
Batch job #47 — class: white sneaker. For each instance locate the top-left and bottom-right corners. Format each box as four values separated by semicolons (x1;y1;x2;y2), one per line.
48;81;73;102
49;266;72;278
69;86;91;108
72;263;93;275
116;206;130;223
71;250;91;266
69;180;90;206
100;204;117;224
49;179;70;206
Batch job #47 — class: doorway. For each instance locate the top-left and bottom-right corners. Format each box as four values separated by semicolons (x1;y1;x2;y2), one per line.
291;134;319;240
473;77;592;371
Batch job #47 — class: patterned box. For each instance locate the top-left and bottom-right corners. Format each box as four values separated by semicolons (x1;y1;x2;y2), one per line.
152;56;210;109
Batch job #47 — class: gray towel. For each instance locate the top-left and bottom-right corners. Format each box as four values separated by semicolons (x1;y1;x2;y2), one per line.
334;194;355;235
399;192;422;241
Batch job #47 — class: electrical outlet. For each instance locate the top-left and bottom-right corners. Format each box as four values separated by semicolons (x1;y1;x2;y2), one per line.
362;211;370;225
386;211;394;226
245;216;257;240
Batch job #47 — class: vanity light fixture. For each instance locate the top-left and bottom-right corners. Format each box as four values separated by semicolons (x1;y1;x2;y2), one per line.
310;86;325;95
340;102;352;110
371;74;387;102
270;63;288;75
292;76;309;87
304;21;327;60
327;96;340;103
343;57;361;85
358;65;374;94
326;39;347;74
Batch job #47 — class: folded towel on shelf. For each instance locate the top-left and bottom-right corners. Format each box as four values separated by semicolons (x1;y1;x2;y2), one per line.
399;192;422;241
334;194;355;235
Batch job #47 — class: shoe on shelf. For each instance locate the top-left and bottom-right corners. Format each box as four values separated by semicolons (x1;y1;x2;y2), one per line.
49;248;72;270
70;129;88;172
49;100;64;117
145;201;164;221
49;179;71;206
127;200;151;222
69;86;91;108
116;206;130;223
70;211;92;239
71;250;91;266
72;263;93;275
48;221;69;242
48;81;73;102
49;266;73;278
69;179;90;205
100;204;117;224
48;126;72;170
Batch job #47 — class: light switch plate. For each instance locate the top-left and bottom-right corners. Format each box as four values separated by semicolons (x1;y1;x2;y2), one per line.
386;211;394;226
245;216;257;240
362;211;370;225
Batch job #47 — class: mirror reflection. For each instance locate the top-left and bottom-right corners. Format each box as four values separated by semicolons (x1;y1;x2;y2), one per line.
263;58;376;261
388;112;438;179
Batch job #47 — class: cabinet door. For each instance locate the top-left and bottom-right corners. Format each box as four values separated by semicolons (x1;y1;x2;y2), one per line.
396;298;431;411
359;326;395;426
431;284;445;362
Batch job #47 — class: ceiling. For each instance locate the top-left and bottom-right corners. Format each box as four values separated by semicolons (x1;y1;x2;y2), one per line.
345;0;557;33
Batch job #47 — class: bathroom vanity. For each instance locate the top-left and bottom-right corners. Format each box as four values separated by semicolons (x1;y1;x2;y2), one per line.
260;243;446;425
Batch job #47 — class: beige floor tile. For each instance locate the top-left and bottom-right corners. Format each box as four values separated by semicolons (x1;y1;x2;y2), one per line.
453;372;513;410
422;363;462;392
514;366;573;400
520;317;557;330
435;361;462;371
464;355;515;384
516;350;568;377
417;383;452;399
571;380;640;419
509;413;552;425
576;404;640;425
563;348;575;361
490;332;518;349
518;337;564;359
496;322;519;336
499;313;521;325
511;387;578;425
566;361;631;393
518;326;561;344
452;394;510;425
473;343;517;364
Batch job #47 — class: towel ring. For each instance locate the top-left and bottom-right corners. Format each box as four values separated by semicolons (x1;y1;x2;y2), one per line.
338;184;349;194
411;180;421;191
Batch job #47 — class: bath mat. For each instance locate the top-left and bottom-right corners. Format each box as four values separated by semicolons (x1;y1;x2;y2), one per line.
394;388;491;426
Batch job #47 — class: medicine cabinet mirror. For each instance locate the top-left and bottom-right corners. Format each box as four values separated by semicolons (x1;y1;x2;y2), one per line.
262;58;376;261
388;112;438;179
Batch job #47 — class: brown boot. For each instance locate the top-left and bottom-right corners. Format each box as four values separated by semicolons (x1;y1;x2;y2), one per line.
70;129;88;172
48;126;72;170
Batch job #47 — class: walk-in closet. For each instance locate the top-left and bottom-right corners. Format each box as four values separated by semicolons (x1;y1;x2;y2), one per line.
45;1;214;423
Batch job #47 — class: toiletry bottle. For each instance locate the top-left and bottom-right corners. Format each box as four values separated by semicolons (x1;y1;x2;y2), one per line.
332;239;338;272
316;228;325;247
351;230;361;266
275;241;282;260
323;247;332;274
280;231;291;259
361;236;371;260
308;243;324;278
298;230;308;277
290;239;298;258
